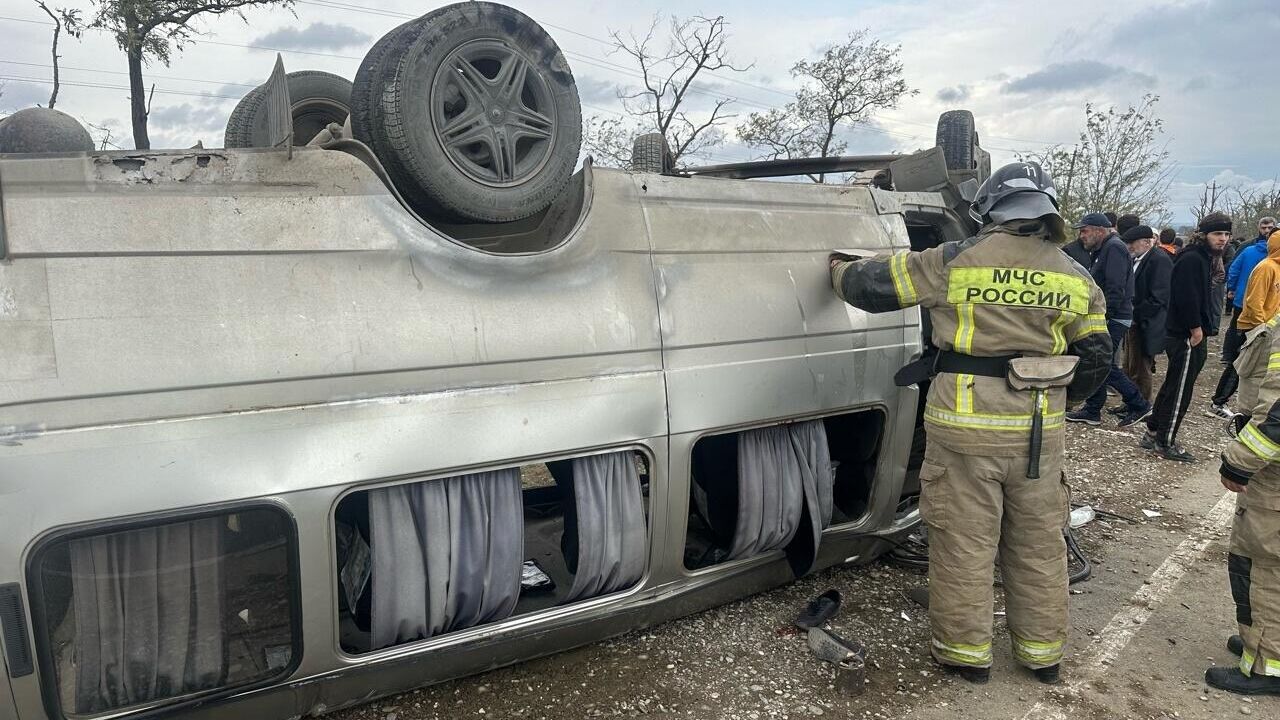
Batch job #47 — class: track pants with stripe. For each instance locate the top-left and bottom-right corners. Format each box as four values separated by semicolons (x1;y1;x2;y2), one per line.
1228;464;1280;677
919;443;1069;670
1146;335;1208;447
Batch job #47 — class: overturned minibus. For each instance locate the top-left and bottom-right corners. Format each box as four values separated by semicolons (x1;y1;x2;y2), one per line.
0;5;989;719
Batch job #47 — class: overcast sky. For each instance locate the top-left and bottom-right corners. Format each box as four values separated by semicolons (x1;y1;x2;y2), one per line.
1;0;1275;224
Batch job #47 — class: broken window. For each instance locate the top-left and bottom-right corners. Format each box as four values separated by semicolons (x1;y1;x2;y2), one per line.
32;508;297;717
684;411;886;571
336;449;650;654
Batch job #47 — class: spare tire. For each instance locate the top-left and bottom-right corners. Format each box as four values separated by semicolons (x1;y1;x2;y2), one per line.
630;133;673;174
364;2;582;223
936;109;977;171
225;70;353;148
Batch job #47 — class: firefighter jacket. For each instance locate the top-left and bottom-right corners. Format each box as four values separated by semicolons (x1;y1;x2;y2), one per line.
831;219;1112;457
1223;320;1280;484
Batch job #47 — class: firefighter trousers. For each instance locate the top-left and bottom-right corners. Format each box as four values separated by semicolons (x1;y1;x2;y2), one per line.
1228;464;1280;677
919;442;1069;669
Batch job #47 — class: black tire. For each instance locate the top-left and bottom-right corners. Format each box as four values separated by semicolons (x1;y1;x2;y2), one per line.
630;133;673;174
936;109;977;171
380;2;582;223
225;70;354;148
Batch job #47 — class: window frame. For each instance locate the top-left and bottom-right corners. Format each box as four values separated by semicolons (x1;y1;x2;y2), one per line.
329;442;657;660
23;500;305;720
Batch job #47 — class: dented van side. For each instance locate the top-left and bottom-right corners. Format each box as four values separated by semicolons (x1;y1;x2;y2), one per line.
0;146;956;719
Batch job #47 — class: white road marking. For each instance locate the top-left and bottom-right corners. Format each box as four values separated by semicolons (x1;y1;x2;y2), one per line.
1021;490;1237;720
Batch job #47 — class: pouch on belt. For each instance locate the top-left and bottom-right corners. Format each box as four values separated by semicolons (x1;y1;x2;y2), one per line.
1006;356;1079;479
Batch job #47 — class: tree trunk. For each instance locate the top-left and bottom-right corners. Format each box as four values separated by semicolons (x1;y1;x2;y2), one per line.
127;45;150;150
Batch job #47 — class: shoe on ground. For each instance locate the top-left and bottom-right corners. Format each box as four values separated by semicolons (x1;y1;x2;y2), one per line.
1117;406;1153;428
1207;403;1237;419
1139;431;1163;451
1162;444;1196;463
1228;634;1244;656
934;659;990;685
1205;666;1280;696
794;589;842;630
806;627;865;664
1066;410;1101;426
1032;664;1061;685
1105;404;1127;416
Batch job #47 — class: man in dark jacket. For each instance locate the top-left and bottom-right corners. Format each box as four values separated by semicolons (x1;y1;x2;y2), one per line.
1210;216;1278;417
1118;225;1172;404
1068;213;1150;426
1143;212;1234;461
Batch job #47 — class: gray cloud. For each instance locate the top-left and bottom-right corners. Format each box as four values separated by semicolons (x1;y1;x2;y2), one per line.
1002;60;1155;95
575;75;620;106
0;80;54;113
150;103;229;133
936;84;970;103
251;22;371;51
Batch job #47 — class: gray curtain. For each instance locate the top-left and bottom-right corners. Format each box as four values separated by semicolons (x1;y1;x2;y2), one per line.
369;469;523;650
729;420;834;562
68;518;225;714
562;452;646;603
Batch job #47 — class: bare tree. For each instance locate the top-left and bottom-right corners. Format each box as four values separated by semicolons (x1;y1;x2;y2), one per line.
92;0;294;149
737;30;915;182
1021;95;1176;226
1190;179;1280;232
34;1;84;109
582;14;748;167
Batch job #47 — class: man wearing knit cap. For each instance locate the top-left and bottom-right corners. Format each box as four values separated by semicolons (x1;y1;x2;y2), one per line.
1142;212;1233;461
1211;217;1279;418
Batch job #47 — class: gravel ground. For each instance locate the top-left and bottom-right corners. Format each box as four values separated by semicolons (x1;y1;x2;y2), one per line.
329;332;1245;720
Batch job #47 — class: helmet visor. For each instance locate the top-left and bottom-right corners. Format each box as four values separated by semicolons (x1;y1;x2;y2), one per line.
988;191;1060;225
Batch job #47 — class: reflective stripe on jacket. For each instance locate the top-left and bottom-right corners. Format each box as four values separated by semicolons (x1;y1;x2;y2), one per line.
1223;322;1280;484
832;219;1111;456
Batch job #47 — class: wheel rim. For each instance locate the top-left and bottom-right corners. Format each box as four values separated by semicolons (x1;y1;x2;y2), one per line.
292;98;349;144
430;39;558;188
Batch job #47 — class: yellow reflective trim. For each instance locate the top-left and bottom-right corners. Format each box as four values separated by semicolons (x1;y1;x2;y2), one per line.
955;374;974;414
1071;312;1109;341
954;303;976;353
946;266;1091;313
924;405;1065;432
932;638;992;667
889;253;919;306
1241;424;1280;462
1268;351;1280;371
1050;309;1073;354
1241;649;1280;677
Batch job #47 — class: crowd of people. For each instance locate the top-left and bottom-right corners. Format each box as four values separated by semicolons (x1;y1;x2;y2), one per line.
828;162;1280;696
1065;213;1280;463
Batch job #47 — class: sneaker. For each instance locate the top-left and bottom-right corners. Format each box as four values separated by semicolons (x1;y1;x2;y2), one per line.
1117;406;1153;428
1207;403;1236;419
1162;444;1196;463
1205;666;1280;696
1139;431;1160;450
1105;404;1127;416
1065;410;1101;426
1228;634;1244;656
1032;664;1061;685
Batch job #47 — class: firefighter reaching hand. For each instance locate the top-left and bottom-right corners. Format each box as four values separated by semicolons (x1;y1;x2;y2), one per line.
828;161;1111;684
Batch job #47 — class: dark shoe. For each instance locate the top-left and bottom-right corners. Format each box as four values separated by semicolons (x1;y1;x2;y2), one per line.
1117;406;1153;428
1207;403;1237;419
1105;404;1127;416
1162;444;1196;463
806;627;865;664
937;662;990;684
1139;431;1162;451
1033;664;1061;685
1066;410;1101;426
1228;634;1244;656
1205;666;1280;696
795;589;842;630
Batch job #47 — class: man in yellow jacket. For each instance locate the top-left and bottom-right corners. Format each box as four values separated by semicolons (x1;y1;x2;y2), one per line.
829;162;1110;684
1232;228;1280;420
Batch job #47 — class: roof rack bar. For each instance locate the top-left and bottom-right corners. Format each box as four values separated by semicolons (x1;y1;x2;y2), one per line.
681;154;902;180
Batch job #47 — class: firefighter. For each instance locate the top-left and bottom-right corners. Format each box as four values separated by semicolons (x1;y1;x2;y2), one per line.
829;162;1111;684
1209;322;1280;695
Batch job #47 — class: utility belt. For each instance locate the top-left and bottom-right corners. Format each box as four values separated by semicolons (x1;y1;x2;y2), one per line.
898;349;1080;480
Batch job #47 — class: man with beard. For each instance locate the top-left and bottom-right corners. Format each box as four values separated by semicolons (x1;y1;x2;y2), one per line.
1142;212;1233;461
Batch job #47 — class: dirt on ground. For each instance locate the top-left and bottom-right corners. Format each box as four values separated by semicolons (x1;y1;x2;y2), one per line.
329;331;1278;720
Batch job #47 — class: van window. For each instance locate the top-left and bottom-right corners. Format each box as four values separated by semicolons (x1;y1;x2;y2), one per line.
684;410;886;570
335;449;649;654
32;508;297;717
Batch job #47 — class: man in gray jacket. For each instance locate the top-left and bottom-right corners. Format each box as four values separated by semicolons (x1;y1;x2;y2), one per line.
1067;213;1151;426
